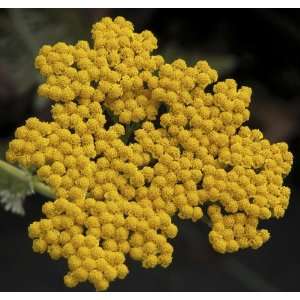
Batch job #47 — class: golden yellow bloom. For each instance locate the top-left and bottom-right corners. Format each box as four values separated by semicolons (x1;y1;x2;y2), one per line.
5;15;293;291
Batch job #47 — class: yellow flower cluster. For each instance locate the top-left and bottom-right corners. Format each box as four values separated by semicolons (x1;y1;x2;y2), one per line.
6;16;293;290
35;16;164;124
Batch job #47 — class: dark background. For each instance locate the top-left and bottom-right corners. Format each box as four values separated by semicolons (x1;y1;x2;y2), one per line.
0;8;299;292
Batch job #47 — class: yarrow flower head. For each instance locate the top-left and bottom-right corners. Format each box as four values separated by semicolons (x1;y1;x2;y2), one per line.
6;16;293;290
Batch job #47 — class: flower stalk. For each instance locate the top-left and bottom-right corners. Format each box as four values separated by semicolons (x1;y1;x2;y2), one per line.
0;159;55;199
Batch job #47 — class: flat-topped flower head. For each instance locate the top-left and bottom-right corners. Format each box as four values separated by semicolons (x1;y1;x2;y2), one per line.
6;16;293;291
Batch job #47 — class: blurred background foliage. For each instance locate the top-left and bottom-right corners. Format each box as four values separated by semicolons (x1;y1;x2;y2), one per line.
0;8;299;292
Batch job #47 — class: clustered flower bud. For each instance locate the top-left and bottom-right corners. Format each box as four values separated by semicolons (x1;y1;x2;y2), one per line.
6;16;293;291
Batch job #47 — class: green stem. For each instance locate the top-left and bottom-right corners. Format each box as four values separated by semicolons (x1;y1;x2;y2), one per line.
122;122;143;145
0;160;55;199
201;215;212;227
103;106;119;124
122;124;132;145
32;176;55;199
0;160;28;182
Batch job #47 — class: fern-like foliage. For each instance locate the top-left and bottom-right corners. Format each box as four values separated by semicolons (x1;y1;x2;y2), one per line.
0;169;34;215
